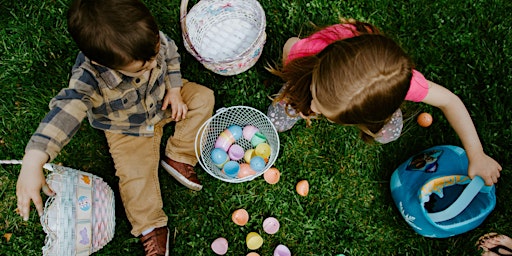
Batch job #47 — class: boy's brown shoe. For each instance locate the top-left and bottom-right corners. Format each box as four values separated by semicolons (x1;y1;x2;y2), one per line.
140;227;169;256
161;156;202;191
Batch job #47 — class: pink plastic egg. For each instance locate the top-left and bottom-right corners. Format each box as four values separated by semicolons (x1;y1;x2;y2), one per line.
238;163;257;178
263;217;280;234
215;130;235;152
211;237;228;255
243;125;259;141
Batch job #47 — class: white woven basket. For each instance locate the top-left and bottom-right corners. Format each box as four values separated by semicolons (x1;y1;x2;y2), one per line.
1;160;115;256
195;106;280;183
180;0;266;76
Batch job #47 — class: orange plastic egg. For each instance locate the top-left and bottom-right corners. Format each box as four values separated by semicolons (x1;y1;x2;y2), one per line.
231;208;249;226
263;167;280;184
247;252;260;256
417;112;433;127
238;163;257;178
296;180;309;196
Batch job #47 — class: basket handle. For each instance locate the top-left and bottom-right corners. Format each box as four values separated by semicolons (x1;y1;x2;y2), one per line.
179;0;204;61
427;176;491;222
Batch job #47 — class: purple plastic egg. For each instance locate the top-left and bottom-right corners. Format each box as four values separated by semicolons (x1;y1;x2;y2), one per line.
263;217;280;234
273;244;291;256
211;237;228;255
228;144;245;161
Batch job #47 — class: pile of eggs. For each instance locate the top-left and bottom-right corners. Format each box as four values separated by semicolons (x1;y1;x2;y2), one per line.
211;124;272;178
211;209;291;256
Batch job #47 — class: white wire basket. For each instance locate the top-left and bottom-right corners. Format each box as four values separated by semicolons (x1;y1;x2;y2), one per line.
180;0;266;76
1;160;115;255
195;106;280;183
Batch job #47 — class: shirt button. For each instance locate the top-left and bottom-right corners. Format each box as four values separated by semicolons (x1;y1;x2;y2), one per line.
135;78;141;83
149;103;154;108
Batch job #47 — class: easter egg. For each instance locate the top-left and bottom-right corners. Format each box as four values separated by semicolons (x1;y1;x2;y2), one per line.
255;142;271;161
263;167;280;184
211;148;229;168
215;130;235;152
247;253;260;256
249;156;266;172
296;180;309;196
243;125;259;141
231;208;249;226
273;244;291;256
263;217;280;234
223;161;240;178
238;163;257;178
211;237;228;255
417;112;433;127
250;132;267;147
228;144;245;161
227;125;243;140
246;232;263;250
244;149;256;163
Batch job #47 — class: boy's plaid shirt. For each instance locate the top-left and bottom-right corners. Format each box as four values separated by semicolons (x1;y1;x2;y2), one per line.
26;32;183;161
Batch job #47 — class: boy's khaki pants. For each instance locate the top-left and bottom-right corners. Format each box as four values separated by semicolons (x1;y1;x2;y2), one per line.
104;80;214;236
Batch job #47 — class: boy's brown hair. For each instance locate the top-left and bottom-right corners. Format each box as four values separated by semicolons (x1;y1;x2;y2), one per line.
270;20;413;142
67;0;160;69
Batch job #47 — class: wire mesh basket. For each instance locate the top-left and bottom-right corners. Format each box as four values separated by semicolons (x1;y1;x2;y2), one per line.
195;106;280;183
1;160;115;255
180;0;266;76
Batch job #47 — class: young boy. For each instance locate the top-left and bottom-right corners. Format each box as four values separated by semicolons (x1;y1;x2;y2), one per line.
15;0;214;255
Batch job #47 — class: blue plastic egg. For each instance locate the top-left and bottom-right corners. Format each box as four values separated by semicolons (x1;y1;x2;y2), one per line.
223;161;240;178
227;125;243;141
249;156;266;172
211;148;229;168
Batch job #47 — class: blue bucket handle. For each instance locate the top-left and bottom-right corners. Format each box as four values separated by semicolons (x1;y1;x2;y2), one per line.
427;176;490;222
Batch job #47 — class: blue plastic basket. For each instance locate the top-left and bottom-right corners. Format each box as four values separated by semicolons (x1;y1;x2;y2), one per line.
390;145;496;238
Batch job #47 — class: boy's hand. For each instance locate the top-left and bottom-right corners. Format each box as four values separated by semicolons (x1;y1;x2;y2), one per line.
162;87;188;121
467;152;502;186
16;150;54;221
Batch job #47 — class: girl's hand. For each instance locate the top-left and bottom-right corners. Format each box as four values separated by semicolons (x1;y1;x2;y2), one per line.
16;150;54;221
162;87;188;121
467;152;502;186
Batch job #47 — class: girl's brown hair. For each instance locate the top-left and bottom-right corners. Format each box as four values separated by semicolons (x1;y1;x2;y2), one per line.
67;0;160;69
269;20;413;142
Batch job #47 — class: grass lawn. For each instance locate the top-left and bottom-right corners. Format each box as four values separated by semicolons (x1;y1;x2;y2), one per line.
1;0;511;255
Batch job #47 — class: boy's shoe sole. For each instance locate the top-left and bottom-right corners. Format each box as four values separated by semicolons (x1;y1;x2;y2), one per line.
161;157;202;191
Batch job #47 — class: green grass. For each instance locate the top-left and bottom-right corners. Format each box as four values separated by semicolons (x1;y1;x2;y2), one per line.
1;0;511;255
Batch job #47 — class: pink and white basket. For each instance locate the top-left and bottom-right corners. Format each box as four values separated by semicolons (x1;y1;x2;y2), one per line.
1;160;115;255
180;0;267;76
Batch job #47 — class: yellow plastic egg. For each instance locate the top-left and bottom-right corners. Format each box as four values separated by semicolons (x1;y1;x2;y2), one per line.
255;143;271;161
246;232;263;250
244;149;256;163
296;180;309;196
263;167;280;184
232;208;249;226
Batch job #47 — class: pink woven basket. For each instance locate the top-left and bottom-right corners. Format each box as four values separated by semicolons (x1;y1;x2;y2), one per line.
1;160;115;255
180;0;267;76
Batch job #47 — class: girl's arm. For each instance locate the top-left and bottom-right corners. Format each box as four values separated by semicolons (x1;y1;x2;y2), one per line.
421;80;502;185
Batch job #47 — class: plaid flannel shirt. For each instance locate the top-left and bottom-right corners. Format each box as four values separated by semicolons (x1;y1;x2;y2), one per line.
26;31;182;161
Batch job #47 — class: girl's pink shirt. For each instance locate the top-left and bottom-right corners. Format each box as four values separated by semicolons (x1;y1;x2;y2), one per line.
286;24;428;102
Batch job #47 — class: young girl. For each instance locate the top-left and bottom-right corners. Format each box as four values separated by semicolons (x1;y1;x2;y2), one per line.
267;19;501;186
